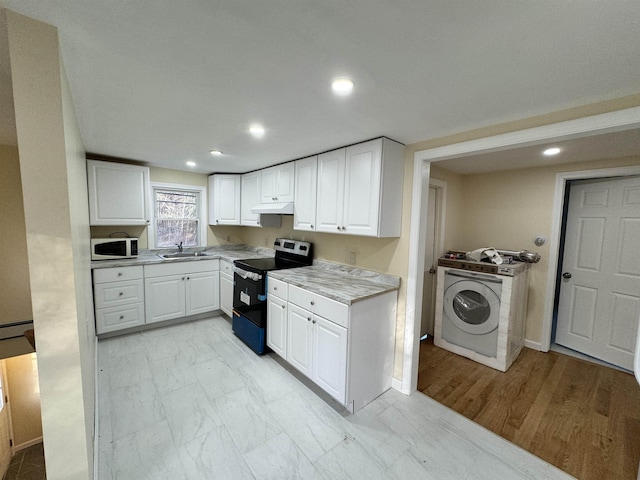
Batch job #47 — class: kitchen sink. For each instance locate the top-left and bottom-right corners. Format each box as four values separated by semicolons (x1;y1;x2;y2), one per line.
157;252;212;260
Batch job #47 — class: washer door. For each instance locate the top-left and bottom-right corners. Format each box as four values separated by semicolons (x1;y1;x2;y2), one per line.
443;280;500;335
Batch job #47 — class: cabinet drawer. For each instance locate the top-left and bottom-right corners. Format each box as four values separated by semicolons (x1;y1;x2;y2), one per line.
220;260;233;276
93;265;143;284
94;279;144;308
288;285;348;328
95;302;145;334
267;276;288;300
144;259;219;278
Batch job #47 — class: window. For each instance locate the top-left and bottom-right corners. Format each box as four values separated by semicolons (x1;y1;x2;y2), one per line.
150;183;207;249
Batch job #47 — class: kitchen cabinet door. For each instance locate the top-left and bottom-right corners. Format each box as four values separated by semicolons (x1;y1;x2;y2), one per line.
261;163;295;204
267;295;288;359
145;274;186;323
209;174;241;225
293;156;317;231
342;140;382;237
312;315;348;403
186;271;219;315
219;272;233;317
241;171;261;226
315;148;345;233
287;304;313;378
87;160;151;225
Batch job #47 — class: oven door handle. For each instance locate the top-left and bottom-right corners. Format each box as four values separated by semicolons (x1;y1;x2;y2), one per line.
233;266;263;281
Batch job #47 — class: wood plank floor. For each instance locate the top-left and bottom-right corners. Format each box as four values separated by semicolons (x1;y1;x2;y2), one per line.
418;338;640;480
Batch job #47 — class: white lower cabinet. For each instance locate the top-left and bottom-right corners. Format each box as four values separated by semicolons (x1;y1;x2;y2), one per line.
93;266;145;334
267;295;288;359
268;277;397;412
145;260;219;324
267;277;288;358
219;260;234;317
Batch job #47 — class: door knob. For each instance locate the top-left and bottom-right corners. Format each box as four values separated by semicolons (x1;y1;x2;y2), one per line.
562;272;572;279
429;268;436;274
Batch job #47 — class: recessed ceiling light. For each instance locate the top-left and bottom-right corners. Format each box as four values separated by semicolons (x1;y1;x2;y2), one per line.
331;78;354;95
249;125;265;138
209;150;223;156
543;147;561;156
186;161;197;167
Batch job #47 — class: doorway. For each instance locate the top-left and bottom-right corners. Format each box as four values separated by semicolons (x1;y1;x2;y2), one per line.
554;175;640;370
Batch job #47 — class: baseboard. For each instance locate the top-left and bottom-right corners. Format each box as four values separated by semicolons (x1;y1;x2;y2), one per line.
524;339;542;351
391;377;407;394
13;436;43;453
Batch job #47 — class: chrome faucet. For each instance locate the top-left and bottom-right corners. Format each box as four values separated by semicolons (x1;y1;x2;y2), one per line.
176;241;183;253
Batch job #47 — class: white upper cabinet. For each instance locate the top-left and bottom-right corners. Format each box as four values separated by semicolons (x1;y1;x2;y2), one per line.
316;149;346;234
293;156;318;231
260;163;295;204
316;138;404;237
87;160;151;226
208;174;241;225
241;171;261;226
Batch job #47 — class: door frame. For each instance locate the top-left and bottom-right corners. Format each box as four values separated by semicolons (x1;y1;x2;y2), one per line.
544;165;640;353
400;106;640;394
421;179;446;337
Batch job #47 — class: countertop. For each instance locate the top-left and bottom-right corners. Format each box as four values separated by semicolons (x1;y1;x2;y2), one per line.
268;261;401;305
90;244;273;269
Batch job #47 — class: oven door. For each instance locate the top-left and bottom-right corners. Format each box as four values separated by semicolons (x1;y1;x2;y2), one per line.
233;269;266;327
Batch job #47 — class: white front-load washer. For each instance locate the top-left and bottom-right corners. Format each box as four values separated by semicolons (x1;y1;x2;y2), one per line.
441;270;503;358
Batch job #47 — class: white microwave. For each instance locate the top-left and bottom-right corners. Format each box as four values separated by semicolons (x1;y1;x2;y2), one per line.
91;238;138;260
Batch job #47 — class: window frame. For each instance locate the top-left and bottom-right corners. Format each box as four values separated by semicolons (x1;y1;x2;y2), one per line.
148;182;207;249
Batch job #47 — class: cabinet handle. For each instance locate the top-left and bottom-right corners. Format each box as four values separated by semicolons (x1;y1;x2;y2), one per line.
310;301;315;306
274;286;277;290
117;272;123;277
307;317;311;321
312;319;316;324
282;305;285;309
119;292;124;296
336;226;340;231
182;277;185;281
216;220;219;224
310;225;314;229
119;315;124;320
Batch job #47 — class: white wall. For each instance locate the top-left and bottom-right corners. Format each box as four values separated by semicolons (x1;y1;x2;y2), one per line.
6;9;94;479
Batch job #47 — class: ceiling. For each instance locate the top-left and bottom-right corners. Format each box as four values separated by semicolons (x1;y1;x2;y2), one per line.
1;1;639;174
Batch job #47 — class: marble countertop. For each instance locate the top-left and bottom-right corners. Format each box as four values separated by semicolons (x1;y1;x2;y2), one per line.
268;260;400;305
90;244;273;269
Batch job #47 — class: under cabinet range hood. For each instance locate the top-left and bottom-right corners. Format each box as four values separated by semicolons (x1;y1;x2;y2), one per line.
251;202;294;215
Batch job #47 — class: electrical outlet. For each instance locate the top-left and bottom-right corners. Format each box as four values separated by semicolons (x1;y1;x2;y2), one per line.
348;251;356;265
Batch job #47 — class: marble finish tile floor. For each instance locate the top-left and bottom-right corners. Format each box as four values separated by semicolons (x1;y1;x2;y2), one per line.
97;316;574;480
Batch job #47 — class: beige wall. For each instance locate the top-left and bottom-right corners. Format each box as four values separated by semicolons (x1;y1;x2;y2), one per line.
4;354;42;447
7;9;94;479
0;144;33;359
432;155;640;343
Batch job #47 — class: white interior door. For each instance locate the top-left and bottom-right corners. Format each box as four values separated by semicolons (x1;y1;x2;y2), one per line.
0;362;12;479
421;187;438;337
556;176;640;370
